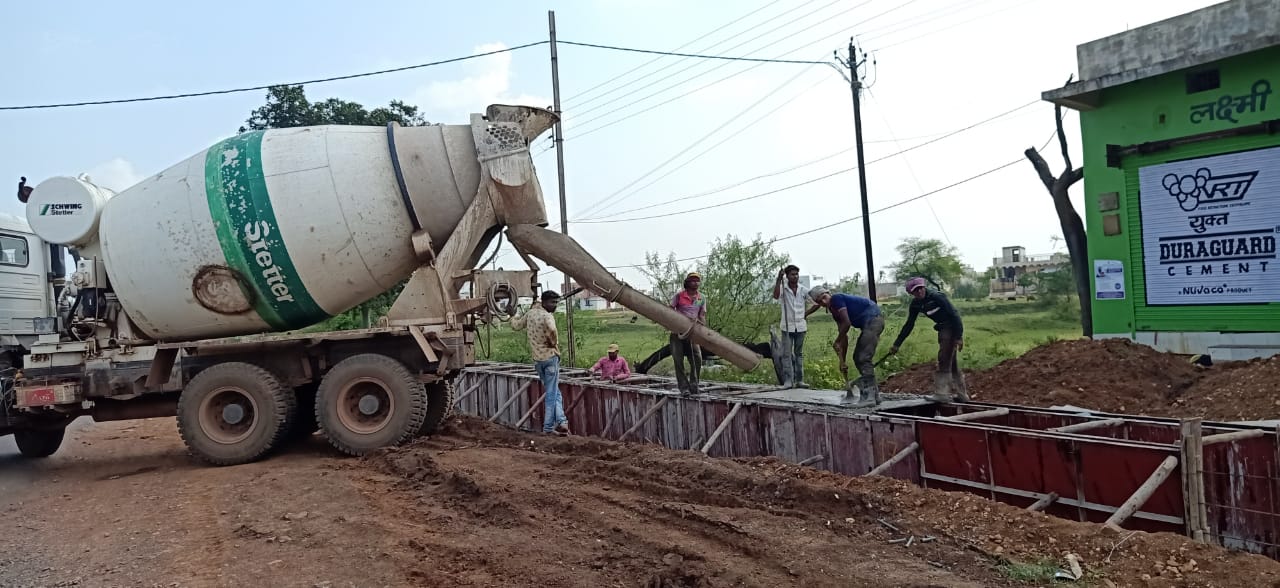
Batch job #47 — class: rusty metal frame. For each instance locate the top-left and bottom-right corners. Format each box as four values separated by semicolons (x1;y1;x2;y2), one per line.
456;362;1280;562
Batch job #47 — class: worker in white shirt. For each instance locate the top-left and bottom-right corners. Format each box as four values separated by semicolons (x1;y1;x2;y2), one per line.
771;264;808;389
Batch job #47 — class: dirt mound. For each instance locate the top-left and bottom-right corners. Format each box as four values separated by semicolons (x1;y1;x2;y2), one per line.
366;417;1280;587
1179;355;1280;422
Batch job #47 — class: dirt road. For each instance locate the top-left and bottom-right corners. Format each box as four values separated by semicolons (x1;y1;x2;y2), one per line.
4;416;1279;587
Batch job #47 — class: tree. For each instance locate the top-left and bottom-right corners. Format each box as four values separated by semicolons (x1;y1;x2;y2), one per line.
640;234;787;344
1025;263;1076;304
887;237;965;290
1024;76;1090;336
239;85;430;330
240;85;428;133
832;274;863;296
638;252;686;305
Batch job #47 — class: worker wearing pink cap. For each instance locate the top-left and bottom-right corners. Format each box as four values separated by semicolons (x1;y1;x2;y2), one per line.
888;277;969;402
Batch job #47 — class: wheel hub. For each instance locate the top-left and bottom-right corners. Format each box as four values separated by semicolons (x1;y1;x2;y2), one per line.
198;387;259;445
358;394;382;416
222;403;246;425
336;377;395;435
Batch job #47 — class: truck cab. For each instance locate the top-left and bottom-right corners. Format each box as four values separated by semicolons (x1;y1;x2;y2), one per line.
0;211;55;369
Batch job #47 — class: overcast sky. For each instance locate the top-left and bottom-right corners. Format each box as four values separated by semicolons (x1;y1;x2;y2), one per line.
1;0;1223;293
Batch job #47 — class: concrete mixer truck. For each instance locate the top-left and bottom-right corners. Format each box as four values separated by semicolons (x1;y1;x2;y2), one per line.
1;104;762;466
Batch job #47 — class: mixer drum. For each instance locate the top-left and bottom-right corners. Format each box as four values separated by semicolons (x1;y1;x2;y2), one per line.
98;124;482;341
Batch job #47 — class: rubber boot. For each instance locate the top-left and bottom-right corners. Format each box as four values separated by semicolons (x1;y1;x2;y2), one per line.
851;377;880;408
931;372;954;403
954;373;971;402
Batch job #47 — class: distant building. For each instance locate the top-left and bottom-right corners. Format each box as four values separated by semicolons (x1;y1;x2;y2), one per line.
566;280;612;311
987;245;1069;299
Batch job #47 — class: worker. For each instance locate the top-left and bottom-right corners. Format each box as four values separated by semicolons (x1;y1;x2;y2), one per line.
771;264;808;389
806;286;884;407
888;277;969;402
590;343;631;382
669;271;707;395
511;290;569;435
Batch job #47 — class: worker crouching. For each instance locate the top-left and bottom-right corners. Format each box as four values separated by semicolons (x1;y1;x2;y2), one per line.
806;286;884;408
888;277;969;403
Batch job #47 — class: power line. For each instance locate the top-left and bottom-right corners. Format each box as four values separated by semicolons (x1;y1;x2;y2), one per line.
563;0;927;142
563;0;869;129
573;65;827;220
557;40;829;65
866;89;953;245
563;1;783;105
577;99;1044;222
565;0;848;111
0;42;550;111
872;0;1042;51
602;154;1029;270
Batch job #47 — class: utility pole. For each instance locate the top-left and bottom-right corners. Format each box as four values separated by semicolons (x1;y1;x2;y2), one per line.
548;10;575;367
835;38;877;301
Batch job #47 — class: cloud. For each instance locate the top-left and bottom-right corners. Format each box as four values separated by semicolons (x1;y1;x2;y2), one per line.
84;158;145;193
413;42;551;117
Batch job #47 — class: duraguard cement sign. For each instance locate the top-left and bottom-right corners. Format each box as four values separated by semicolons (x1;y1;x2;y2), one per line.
1139;146;1280;305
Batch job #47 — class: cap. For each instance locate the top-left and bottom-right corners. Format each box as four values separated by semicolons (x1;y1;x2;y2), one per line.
685;271;702;281
540;290;561;301
607;343;619;352
808;285;830;301
905;277;927;293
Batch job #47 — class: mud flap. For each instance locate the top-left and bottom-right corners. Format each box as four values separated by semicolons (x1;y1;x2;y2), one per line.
768;326;786;385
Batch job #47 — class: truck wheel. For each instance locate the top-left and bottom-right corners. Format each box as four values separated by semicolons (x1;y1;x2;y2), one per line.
417;379;455;436
14;428;65;458
177;363;296;466
316;354;427;456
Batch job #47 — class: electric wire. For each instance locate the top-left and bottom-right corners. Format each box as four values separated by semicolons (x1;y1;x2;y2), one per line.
577;99;1044;222
573;65;828;220
563;0;783;105
602;127;1059;270
565;0;849;111
563;0;875;130
0;42;550;111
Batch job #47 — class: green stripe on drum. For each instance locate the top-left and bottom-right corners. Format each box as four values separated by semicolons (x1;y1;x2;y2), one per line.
204;131;328;330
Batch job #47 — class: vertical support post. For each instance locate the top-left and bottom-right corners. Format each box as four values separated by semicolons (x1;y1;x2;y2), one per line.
842;38;876;300
1180;419;1209;542
547;10;575;368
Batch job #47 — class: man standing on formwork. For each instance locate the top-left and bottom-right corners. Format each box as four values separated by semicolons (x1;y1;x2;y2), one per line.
669;272;707;396
511;290;570;435
888;277;969;402
772;264;808;389
806;286;884;407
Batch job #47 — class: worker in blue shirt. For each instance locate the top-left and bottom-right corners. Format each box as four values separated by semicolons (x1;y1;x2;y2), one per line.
805;286;885;407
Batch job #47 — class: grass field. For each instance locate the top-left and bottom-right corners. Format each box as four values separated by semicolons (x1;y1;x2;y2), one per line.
478;299;1083;390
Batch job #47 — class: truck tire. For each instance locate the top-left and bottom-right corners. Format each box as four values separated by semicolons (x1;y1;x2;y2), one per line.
315;354;427;456
177;363;296;466
14;428;65;458
417;379;455;436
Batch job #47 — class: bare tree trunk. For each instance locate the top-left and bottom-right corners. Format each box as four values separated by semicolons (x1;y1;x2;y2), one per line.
1024;85;1091;337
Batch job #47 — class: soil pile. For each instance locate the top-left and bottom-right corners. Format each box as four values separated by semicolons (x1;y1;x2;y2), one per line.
884;339;1280;421
1179;355;1280;422
368;417;1280;587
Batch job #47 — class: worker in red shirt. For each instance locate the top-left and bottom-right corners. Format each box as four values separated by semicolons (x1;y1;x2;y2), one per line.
590;344;631;382
669;272;707;395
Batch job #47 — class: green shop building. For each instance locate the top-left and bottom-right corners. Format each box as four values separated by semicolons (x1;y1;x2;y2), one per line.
1044;0;1280;360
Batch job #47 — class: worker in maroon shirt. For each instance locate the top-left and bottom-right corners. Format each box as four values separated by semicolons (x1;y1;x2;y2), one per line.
888;277;969;402
669;272;706;395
